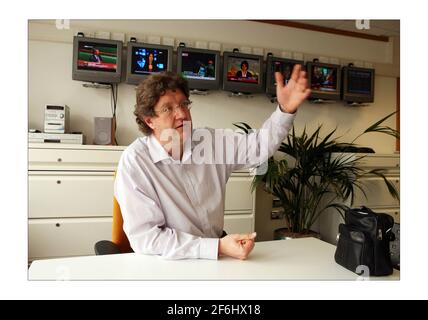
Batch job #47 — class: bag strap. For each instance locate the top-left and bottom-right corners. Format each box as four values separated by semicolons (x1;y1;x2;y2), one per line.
385;227;395;241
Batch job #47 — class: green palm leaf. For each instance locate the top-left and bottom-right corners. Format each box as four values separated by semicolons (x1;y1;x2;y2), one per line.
233;112;400;234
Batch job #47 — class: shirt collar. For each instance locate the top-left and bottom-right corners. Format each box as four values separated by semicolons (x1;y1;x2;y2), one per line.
147;134;171;163
147;134;193;164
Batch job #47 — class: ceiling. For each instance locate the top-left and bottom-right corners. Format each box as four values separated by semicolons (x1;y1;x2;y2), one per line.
293;20;400;37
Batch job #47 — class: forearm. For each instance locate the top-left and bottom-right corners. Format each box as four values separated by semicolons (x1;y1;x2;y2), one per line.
126;224;219;260
260;105;296;158
232;105;296;171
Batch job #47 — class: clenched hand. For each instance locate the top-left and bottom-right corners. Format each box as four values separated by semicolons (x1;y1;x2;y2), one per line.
218;232;257;260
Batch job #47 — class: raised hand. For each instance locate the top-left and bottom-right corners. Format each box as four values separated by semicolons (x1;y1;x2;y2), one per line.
275;64;311;114
219;232;257;260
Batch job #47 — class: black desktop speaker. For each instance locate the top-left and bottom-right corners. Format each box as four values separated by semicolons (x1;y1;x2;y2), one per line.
94;117;116;145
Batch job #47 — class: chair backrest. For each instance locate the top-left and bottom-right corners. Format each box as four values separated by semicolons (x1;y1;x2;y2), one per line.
112;196;133;253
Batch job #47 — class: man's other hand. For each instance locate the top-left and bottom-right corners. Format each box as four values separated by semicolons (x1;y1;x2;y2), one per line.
218;232;257;260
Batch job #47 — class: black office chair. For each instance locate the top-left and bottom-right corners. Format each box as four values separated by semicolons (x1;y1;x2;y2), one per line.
94;196;133;255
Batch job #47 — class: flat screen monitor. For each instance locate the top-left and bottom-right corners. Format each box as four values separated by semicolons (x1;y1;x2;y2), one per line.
306;61;341;100
72;36;123;84
126;42;173;85
177;47;221;90
266;56;304;95
222;52;264;94
342;66;375;103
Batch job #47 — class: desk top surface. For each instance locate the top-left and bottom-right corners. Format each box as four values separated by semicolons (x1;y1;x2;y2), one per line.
28;238;399;280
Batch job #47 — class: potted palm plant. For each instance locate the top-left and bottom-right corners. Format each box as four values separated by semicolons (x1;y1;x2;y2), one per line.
233;111;399;238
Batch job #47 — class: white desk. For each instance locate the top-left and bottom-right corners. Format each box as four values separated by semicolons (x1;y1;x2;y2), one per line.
28;238;399;280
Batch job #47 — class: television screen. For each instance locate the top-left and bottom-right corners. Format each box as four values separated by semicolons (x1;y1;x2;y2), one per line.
226;56;260;84
131;47;169;75
180;51;216;81
347;69;372;94
310;65;337;92
72;36;123;84
342;66;374;103
306;61;341;100
77;41;118;73
177;47;221;90
222;52;264;93
125;42;173;85
266;56;303;95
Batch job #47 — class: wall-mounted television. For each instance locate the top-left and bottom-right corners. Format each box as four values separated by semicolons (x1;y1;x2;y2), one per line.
177;47;221;90
126;42;173;85
266;56;304;95
306;61;341;100
222;51;264;94
72;36;123;84
342;66;375;103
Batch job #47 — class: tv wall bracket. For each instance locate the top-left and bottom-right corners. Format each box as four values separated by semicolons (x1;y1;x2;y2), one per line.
229;92;254;98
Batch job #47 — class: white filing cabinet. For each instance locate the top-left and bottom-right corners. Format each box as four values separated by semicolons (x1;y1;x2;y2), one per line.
224;173;255;234
28;143;255;261
319;153;400;244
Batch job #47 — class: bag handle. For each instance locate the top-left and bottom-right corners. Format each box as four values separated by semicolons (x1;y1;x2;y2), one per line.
360;206;374;214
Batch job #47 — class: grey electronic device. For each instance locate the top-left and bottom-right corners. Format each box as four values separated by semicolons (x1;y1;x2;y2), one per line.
177;46;221;91
222;51;264;94
72;36;123;84
94;117;115;145
44;104;70;133
126;41;173;85
29;132;84;144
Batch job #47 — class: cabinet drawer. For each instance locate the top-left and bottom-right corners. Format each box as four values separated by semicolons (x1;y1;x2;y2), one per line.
29;217;112;260
29;147;123;171
29;173;115;218
224;214;254;234
353;176;399;208
225;176;253;212
360;156;400;170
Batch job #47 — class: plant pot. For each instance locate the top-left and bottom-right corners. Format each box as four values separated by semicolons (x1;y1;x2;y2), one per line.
274;228;321;240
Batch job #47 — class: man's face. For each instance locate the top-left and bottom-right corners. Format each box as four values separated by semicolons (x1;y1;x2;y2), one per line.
144;89;192;147
242;63;248;72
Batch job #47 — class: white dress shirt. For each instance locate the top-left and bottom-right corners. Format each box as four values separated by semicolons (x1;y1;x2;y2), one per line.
114;106;296;260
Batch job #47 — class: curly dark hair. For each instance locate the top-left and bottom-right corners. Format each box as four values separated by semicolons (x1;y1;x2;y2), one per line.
240;60;249;69
134;71;190;135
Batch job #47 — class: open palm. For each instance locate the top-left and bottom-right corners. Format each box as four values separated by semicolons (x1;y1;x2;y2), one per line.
276;64;311;114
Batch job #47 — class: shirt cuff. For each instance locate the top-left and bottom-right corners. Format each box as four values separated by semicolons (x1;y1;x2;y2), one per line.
272;105;296;126
199;238;219;260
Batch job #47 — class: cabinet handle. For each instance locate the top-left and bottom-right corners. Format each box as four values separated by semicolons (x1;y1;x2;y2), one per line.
56;180;61;184
57;158;62;162
55;223;60;227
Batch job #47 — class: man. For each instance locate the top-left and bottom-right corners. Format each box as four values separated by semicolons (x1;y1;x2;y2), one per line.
236;60;252;78
205;59;215;78
89;48;102;63
115;65;310;260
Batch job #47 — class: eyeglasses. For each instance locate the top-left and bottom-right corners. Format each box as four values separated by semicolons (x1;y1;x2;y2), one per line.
155;100;193;117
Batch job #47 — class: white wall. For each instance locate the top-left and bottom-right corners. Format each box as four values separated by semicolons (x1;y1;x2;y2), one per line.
29;38;397;150
29;20;398;151
29;20;399;240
